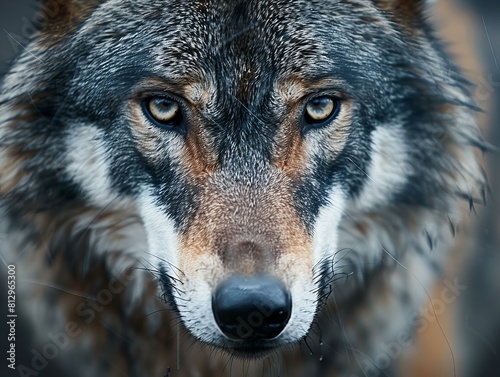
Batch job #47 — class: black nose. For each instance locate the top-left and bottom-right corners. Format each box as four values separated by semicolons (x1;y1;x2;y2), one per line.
212;275;292;341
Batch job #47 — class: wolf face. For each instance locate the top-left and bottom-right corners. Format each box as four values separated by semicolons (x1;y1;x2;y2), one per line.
70;0;360;353
0;0;484;368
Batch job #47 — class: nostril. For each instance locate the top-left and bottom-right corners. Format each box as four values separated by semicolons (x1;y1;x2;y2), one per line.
212;275;292;341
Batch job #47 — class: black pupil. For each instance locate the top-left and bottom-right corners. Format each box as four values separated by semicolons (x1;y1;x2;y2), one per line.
155;99;177;115
311;98;330;109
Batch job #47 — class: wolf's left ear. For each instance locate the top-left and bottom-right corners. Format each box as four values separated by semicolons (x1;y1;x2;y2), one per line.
372;0;435;24
38;0;101;38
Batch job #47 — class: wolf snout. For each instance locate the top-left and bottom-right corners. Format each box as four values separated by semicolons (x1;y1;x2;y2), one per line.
212;275;292;341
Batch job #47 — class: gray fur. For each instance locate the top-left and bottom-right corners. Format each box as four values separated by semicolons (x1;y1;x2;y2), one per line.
0;1;485;376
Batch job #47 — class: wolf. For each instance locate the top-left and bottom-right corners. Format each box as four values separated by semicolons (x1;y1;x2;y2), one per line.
0;0;486;376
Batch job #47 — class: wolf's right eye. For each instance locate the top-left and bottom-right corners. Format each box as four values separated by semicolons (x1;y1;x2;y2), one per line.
142;97;184;132
303;96;340;129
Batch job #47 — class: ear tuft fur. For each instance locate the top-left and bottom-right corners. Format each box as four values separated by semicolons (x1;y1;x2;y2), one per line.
373;0;434;25
38;0;101;39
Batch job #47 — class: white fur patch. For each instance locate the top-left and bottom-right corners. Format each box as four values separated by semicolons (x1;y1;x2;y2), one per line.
278;278;317;343
66;125;115;207
179;277;224;344
355;126;411;210
137;191;180;277
312;185;347;265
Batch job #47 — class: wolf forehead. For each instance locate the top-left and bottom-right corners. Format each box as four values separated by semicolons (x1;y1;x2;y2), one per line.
55;0;398;105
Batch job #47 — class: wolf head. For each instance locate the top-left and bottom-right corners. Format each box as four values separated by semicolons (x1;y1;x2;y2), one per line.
0;0;483;358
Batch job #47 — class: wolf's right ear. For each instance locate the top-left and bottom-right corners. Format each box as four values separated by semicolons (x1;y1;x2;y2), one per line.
38;0;101;39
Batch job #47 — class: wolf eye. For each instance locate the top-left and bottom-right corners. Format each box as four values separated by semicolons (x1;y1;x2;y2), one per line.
143;97;184;131
304;96;340;128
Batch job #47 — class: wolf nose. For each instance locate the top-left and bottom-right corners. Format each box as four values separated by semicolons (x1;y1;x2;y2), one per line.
212;275;292;341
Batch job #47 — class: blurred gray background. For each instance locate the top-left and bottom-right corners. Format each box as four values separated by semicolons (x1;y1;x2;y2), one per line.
0;1;499;376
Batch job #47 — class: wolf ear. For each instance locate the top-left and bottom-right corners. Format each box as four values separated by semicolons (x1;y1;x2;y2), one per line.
38;0;101;38
372;0;435;23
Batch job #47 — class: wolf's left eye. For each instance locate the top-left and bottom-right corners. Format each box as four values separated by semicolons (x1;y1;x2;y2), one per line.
142;97;184;131
303;96;340;128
